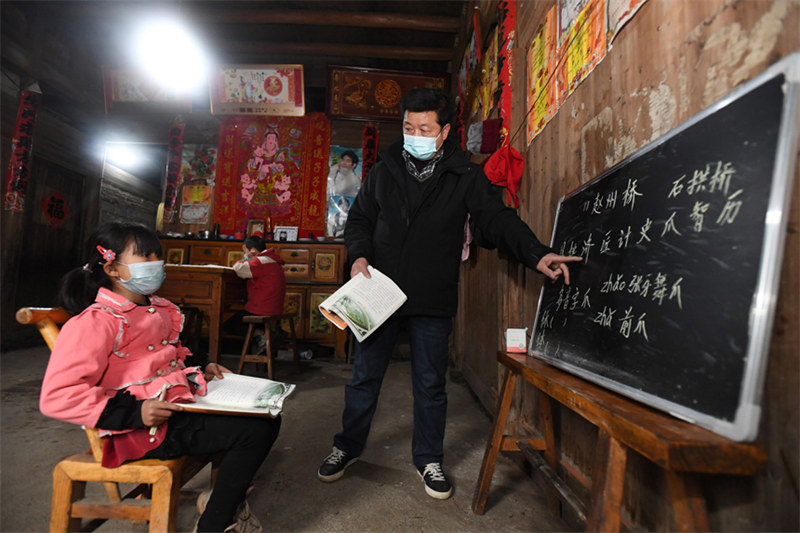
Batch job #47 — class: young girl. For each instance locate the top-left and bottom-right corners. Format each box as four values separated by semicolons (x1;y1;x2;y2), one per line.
39;222;281;533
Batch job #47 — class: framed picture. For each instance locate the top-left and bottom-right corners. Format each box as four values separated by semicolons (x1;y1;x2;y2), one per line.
327;65;448;122
227;251;245;266
313;252;337;280
308;291;334;336
210;64;305;116
273;225;298;242
102;66;192;114
281;289;304;336
166;248;185;264
247;219;265;237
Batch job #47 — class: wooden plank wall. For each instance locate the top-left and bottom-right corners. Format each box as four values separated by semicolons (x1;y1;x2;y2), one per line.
454;0;799;529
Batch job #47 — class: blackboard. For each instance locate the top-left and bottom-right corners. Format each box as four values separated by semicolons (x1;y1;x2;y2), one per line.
530;53;799;442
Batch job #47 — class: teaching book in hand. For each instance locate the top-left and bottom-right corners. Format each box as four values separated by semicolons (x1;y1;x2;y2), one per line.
318;266;407;342
181;373;295;417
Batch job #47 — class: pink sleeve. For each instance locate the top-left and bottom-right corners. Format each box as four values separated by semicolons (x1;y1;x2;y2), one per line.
39;311;118;427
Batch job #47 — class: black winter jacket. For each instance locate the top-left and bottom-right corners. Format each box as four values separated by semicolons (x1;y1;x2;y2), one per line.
345;136;553;317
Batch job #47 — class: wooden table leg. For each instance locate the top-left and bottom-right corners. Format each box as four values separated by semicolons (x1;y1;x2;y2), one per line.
472;369;518;514
586;430;627;532
538;391;561;516
666;470;710;532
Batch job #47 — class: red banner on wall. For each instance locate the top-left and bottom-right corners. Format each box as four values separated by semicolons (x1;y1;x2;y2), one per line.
361;123;379;179
215;113;331;237
4;88;40;212
163;116;185;222
499;0;517;147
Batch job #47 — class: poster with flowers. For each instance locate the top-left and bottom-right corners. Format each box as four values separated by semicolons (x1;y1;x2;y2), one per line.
180;144;217;185
215;113;330;237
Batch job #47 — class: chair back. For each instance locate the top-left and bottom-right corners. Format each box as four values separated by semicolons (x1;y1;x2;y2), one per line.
15;307;71;350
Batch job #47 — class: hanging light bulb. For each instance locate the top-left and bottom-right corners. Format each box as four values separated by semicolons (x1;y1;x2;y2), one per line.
130;16;210;96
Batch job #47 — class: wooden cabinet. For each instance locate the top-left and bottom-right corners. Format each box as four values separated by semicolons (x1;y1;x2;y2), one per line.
160;239;348;357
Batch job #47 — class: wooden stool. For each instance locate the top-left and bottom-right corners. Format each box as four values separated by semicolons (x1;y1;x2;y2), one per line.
237;313;298;379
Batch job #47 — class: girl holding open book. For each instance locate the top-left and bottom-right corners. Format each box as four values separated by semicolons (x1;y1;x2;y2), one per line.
39;222;281;533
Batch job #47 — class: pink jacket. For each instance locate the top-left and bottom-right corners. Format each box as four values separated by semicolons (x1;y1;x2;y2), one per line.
233;248;286;316
40;288;207;465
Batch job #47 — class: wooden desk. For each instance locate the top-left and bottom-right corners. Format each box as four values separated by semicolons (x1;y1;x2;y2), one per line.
161;239;349;358
159;265;246;363
473;351;767;531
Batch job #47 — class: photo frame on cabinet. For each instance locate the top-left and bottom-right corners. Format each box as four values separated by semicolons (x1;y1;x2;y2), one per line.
227;251;245;266
166;248;185;264
247;219;265;237
273;225;298;242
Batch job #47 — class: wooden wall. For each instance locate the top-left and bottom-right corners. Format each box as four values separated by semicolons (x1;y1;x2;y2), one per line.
454;0;799;529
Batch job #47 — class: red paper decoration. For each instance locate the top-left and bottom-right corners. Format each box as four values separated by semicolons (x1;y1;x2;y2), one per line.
163;116;185;222
498;0;517;147
4;88;40;211
361;123;380;179
40;190;71;228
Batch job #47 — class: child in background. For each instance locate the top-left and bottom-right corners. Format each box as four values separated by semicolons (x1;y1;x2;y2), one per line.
227;232;287;354
39;222;281;533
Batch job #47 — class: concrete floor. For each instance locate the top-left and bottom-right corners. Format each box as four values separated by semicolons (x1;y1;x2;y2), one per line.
1;344;571;532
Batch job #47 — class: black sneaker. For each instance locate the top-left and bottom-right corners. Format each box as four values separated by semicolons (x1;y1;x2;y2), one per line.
417;463;453;499
317;446;358;482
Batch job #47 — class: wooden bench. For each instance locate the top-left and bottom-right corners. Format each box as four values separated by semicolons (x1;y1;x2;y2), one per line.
472;351;768;532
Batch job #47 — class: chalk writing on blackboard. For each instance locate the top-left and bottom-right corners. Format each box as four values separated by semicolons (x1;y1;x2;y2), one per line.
530;54;799;442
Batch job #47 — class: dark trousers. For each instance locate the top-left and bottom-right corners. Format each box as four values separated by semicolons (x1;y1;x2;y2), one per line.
334;315;452;468
145;412;281;532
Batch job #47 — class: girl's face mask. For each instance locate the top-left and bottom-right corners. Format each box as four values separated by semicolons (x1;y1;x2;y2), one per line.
116;260;166;295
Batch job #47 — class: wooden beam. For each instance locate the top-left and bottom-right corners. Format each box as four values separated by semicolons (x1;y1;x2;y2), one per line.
219;41;453;62
187;10;461;33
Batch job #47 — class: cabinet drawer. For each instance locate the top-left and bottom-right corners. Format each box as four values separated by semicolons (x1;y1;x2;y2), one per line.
277;247;310;262
283;263;310;281
191;245;226;265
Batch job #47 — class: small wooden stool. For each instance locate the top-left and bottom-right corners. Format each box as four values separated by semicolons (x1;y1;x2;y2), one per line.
237;313;298;379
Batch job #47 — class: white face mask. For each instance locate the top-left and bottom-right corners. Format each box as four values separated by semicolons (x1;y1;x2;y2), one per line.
403;129;442;161
116;260;166;295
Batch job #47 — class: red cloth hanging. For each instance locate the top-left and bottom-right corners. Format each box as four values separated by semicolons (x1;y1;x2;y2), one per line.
482;146;524;208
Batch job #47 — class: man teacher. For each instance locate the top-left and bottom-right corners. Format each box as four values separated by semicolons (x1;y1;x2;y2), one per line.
317;88;581;499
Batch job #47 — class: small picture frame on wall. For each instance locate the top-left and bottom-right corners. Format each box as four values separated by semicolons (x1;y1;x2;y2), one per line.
227;251;245;267
247;219;265;237
166;248;185;264
273;225;298;242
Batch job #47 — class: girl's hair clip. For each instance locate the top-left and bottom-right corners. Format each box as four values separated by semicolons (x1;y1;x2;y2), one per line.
82;263;92;272
97;245;116;262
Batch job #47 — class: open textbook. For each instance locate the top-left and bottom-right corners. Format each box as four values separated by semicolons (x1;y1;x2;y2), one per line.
319;266;407;342
181;373;295;417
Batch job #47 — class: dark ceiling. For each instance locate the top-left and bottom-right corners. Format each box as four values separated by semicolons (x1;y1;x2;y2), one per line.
1;1;467;138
